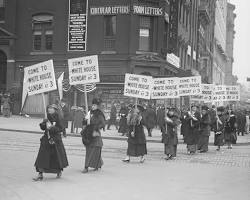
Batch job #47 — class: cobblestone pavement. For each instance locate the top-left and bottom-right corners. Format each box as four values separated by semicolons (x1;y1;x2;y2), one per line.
0;131;250;169
0;131;250;200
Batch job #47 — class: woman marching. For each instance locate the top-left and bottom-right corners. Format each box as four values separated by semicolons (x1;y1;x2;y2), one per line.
163;107;181;160
33;104;69;181
122;105;147;163
186;105;201;154
214;107;226;151
118;103;129;136
224;109;237;149
198;105;211;153
81;98;105;173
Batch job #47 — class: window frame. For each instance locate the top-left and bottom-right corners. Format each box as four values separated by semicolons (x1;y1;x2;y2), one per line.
103;15;117;51
138;16;153;52
32;14;54;52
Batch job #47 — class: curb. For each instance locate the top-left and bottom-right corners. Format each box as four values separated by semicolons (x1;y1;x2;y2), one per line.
1;128;249;146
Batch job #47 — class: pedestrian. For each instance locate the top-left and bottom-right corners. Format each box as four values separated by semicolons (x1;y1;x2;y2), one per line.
209;105;217;132
236;109;246;136
122;105;147;163
82;98;105;173
224;110;237;149
33;104;68;181
214;107;226;151
156;105;166;136
118;103;128;136
180;106;189;144
143;103;157;137
197;105;211;153
74;106;85;134
2;92;11;117
163;107;180;160
245;110;250;134
185;105;201;154
107;102;118;130
59;98;70;137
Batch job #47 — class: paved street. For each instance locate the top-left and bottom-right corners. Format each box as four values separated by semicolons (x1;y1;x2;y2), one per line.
0;130;250;200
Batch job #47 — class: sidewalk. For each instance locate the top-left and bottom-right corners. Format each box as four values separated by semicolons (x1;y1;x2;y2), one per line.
0;115;249;145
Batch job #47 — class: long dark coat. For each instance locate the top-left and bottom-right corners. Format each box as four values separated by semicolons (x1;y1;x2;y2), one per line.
224;114;237;144
118;107;128;134
62;104;70;128
109;105;117;123
162;114;180;145
143;107;157;129
180;112;190;143
200;113;211;136
214;114;226;146
185;112;201;145
35;113;68;172
157;107;165;128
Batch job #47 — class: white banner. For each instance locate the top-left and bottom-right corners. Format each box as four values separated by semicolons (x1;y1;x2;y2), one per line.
225;85;240;101
178;76;201;96
24;60;57;96
68;55;100;85
151;77;179;99
124;73;153;99
191;84;214;102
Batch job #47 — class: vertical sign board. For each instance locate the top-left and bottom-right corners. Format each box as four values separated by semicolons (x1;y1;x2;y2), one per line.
178;76;202;96
68;55;100;85
24;60;57;96
68;0;88;51
124;73;153;100
151;77;179;99
191;84;214;102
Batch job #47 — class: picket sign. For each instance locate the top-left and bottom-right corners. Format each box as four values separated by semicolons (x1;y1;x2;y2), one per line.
178;76;202;97
23;60;57;118
124;73;153;100
151;77;179;99
68;55;100;114
191;84;214;103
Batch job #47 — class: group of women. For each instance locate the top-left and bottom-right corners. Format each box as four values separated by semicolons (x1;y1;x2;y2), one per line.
33;99;237;181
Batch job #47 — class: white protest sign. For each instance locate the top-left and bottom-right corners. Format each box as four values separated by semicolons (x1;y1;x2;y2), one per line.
213;85;227;102
124;73;153;100
68;55;100;85
225;85;240;101
191;84;214;102
24;60;57;96
178;76;201;96
151;77;179;99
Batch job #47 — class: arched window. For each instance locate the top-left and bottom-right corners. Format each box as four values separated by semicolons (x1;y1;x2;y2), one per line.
32;13;54;51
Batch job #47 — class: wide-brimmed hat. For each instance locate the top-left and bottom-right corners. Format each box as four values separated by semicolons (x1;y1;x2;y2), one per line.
201;105;209;111
217;106;225;112
132;104;145;112
48;104;58;110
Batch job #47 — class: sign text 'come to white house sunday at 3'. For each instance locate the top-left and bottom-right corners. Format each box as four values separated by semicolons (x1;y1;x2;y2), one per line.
24;59;57;96
124;73;153;100
68;55;100;85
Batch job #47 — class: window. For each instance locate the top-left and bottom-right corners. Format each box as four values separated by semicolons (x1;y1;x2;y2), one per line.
104;16;116;51
139;16;153;51
0;0;5;21
32;14;54;51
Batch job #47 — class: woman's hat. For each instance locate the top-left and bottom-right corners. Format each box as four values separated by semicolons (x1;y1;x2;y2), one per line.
48;104;58;110
92;98;101;105
217;106;225;112
201;105;209;111
132;104;144;112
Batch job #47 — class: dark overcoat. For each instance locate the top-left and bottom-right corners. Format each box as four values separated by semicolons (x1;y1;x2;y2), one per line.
118;107;128;134
162;114;180;145
200;113;211;136
143;107;157;129
185;112;201;145
35;113;68;171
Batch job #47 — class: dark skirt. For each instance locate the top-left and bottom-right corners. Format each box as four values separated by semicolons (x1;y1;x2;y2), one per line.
197;135;209;152
85;146;103;169
224;132;237;144
127;143;147;157
164;144;177;157
214;132;224;146
35;136;68;173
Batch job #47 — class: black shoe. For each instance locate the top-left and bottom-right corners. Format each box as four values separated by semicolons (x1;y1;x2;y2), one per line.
33;174;43;181
82;168;88;173
56;172;62;178
122;158;130;163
